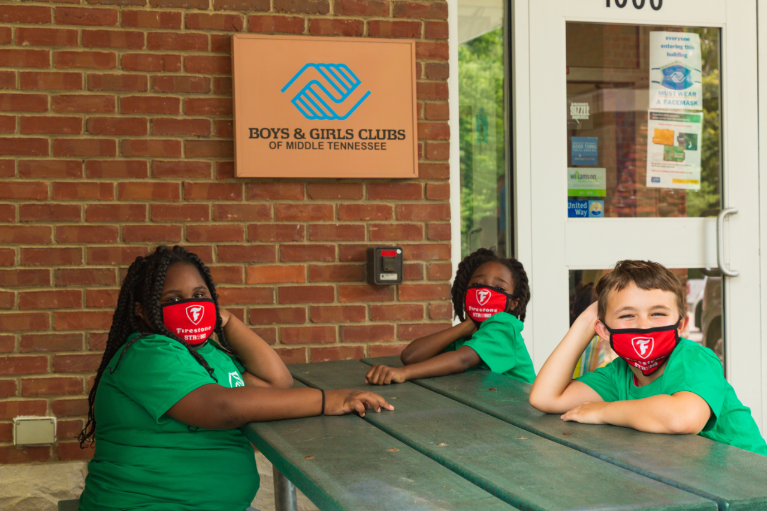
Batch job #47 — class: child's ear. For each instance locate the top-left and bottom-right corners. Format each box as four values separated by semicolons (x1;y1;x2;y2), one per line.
594;319;610;341
134;302;147;323
677;312;690;334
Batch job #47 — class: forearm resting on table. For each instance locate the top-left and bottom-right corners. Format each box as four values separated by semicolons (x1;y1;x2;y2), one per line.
223;313;292;389
402;347;481;381
400;320;476;365
600;393;711;434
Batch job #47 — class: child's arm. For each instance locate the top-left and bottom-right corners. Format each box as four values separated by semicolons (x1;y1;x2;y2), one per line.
560;392;711;434
167;385;394;429
366;346;481;385
220;309;293;390
528;302;604;413
400;318;477;365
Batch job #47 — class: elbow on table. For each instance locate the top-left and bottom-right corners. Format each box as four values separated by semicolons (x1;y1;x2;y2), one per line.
528;391;560;414
665;414;706;435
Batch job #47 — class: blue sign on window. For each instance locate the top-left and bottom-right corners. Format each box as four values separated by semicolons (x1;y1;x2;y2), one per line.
568;200;589;218
572;137;598;166
588;200;604;217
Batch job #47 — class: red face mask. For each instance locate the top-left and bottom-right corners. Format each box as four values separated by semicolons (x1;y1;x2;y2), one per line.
464;285;513;324
605;321;680;376
161;299;217;346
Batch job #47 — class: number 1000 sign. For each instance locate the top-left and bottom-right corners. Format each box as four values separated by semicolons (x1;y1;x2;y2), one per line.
607;0;662;10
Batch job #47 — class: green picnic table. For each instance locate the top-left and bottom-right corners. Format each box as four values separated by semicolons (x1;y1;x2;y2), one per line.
242;358;767;511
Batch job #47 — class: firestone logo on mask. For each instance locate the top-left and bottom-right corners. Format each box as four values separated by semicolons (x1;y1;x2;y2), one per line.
476;289;492;306
186;305;204;325
632;337;654;359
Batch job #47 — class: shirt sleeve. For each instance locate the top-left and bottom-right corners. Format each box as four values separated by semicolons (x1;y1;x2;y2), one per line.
110;336;219;422
662;345;726;420
462;314;520;374
575;360;621;402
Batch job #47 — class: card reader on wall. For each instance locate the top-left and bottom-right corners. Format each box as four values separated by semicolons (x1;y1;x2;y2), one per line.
369;247;403;285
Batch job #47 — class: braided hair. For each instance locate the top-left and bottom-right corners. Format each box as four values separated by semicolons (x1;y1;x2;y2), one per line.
79;245;233;447
451;247;531;322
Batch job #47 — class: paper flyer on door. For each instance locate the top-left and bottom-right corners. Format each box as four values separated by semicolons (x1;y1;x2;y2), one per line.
649;31;702;111
646;111;703;190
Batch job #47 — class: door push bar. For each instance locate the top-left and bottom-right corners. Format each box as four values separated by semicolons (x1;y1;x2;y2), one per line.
717;208;739;277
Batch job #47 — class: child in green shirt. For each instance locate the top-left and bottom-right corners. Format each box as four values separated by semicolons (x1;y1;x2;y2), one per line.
529;260;767;456
79;246;393;511
366;247;535;385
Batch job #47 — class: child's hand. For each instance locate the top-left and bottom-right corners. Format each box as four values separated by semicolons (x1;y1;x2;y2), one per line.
219;308;232;328
560;401;608;424
365;365;408;385
324;389;394;417
573;302;600;334
461;317;478;336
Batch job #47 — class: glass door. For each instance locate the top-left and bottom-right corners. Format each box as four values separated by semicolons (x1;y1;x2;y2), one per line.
516;0;762;430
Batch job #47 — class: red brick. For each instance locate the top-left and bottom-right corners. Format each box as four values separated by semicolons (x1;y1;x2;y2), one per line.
88;73;147;92
0;399;47;419
213;77;232;95
55;268;115;287
54;310;112;331
185;140;233;158
246;264;304;284
247;15;304;33
184;98;232;117
428;262;452;281
310;346;364;362
278;285;333;304
339;244;375;262
19;204;78;222
338;284;394;303
246;307;304;325
153;160;211;178
85;288;118;308
0;116;13;133
0;291;14;309
121;96;180;114
0;225;51;244
280;244;335;262
53;353;102;372
150;0;209;9
0;138;48;156
184;182;242;201
85;117;146;137
52;182;113;200
151;118;210;137
309;19;362;36
51;398;87;416
17;28;78;47
53;138;116;157
210;204;268;222
56;225;118;244
306;183;362;200
275;0;329;14
275;204;332;222
274;347;305;365
404;263;423;284
20;248;81;267
215;120;233;138
185;55;231;74
216;287;273;306
54;50;117;70
20;115;81;134
370;223;423;241
424;103;448;121
0;269;49;287
398;322;451;341
153;76;210;94
338;204;393;221
335;0;388;15
217;246;275;265
85;204;146;222
0;312;48;331
0;6;52;24
308;224;365;242
429;302;452;319
0;380;16;398
19;71;83;90
187;224;244;242
310;305;365;323
397;204;450;221
122;225;182;243
20;334;80;353
0;182;47;200
21;377;82;397
0;72;13;90
0;49;49;68
398;283;451;301
394;1;447;19
417;82;448;100
87;160;147;180
121;139;182;158
427;223;451;241
369;343;408;357
0;445;51;464
52;94;115;113
57;420;83;440
0;160;12;177
0;355;48;375
418;122;449;140
122;10;182;29
426;182;450;200
341;324;394;343
0;335;14;353
282;326;335;344
368;183;421;200
368;20;421;38
425;20;448;39
208;265;243;284
121;53;181;72
148;32;208;51
87;246;148;264
307;264;364;282
425;62;449;80
0;94;47;113
82;30;144;49
55;7;118;26
186;13;243;31
248;224;304;243
247;182;304;200
370;304;423;321
150;204;208;222
56;442;92;461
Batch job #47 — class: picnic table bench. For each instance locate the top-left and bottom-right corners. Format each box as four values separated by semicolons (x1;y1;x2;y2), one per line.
244;358;767;511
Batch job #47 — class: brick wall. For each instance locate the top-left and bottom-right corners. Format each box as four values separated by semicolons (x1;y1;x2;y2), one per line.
0;0;451;464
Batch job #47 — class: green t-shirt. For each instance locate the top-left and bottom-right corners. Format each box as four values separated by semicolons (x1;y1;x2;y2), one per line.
577;338;767;456
446;312;536;384
80;333;259;511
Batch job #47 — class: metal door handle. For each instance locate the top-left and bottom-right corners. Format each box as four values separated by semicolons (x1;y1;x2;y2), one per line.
717;208;739;277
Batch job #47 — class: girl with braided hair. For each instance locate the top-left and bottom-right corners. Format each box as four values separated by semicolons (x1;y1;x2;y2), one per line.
366;247;535;385
78;245;392;511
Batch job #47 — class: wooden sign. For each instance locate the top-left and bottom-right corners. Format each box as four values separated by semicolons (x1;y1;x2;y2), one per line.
232;35;418;178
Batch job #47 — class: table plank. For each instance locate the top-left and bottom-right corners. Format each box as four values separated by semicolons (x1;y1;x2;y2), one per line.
243;381;519;511
292;360;716;511
361;356;767;511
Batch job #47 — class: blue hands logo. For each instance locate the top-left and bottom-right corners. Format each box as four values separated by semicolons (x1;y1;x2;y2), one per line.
281;63;371;121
